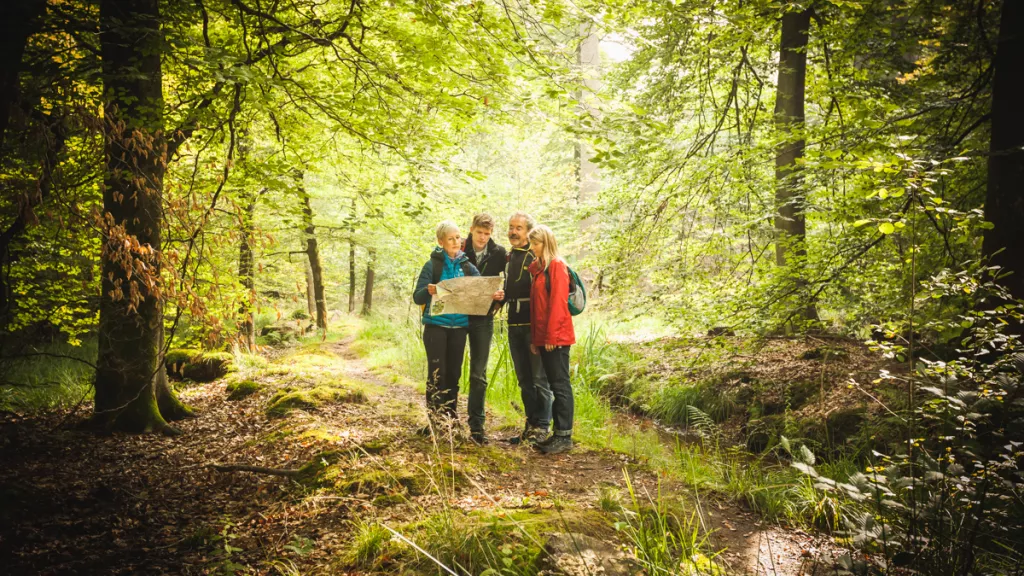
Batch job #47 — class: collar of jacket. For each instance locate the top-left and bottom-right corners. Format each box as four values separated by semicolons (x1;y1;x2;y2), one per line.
510;242;531;254
431;246;468;265
468;237;499;267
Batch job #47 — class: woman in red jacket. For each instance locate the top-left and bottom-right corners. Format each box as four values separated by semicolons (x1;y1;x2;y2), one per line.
527;225;576;454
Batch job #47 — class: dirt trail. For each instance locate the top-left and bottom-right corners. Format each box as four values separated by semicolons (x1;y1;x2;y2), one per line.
0;337;838;575
328;337;840;576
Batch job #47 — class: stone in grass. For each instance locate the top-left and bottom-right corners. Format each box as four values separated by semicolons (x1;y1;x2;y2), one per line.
542;533;637;576
183;351;234;382
166;349;234;382
165;348;200;380
265;386;366;418
226;380;262;400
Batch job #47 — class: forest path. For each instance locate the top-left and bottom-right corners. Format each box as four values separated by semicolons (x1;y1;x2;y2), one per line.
323;334;838;576
0;333;836;575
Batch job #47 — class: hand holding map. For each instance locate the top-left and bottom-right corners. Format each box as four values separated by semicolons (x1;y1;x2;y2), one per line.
429;275;504;316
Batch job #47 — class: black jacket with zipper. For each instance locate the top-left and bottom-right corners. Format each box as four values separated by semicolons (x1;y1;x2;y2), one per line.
463;237;507;322
502;243;535;327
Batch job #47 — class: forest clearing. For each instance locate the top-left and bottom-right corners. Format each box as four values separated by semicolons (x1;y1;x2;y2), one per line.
1;0;1022;574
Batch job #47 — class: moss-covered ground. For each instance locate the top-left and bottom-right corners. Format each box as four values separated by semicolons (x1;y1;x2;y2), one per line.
0;316;853;575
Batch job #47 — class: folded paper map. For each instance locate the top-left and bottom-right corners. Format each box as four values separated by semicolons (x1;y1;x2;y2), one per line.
430;275;504;316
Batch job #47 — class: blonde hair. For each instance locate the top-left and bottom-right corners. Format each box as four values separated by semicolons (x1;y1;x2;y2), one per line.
471;213;495;230
435;220;460;241
527;225;560;270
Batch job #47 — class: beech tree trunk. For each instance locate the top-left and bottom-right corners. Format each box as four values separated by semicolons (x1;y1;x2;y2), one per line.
305;261;316;316
94;0;188;433
237;190;259;352
361;249;375;316
982;0;1024;304
0;0;47;150
0;1;58;324
773;9;818;322
297;172;327;329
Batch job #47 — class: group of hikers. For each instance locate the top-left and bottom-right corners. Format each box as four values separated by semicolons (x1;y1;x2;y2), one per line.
412;212;577;455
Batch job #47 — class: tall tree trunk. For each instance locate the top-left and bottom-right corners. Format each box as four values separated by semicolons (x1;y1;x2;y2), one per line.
0;0;57;325
982;0;1024;304
576;21;601;273
237;190;260;352
348;198;357;314
773;8;818;322
361;249;375;316
94;0;186;433
297;172;327;329
305;261;316;316
0;0;47;151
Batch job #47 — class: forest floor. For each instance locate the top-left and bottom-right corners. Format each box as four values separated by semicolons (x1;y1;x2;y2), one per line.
0;325;845;575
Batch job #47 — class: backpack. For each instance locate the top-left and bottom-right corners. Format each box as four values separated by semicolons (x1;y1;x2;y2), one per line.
545;264;587;316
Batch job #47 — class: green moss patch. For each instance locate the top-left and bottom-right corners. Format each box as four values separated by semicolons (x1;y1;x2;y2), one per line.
226;379;262;400
265;385;367;418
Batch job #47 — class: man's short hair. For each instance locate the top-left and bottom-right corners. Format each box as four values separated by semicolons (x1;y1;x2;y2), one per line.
471;213;495;230
435;220;460;241
508;211;535;231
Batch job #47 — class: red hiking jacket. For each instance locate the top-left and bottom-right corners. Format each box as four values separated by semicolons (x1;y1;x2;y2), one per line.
529;258;576;347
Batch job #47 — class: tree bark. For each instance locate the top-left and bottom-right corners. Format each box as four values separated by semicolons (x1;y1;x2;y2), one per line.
297;172;327;329
773;8;818;322
94;0;186;433
348;198;357;314
982;0;1024;304
237;190;260;352
305;261;316;316
361;249;375;316
0;0;47;151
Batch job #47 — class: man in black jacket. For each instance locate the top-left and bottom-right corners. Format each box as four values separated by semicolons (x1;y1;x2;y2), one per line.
502;212;552;445
463;213;508;444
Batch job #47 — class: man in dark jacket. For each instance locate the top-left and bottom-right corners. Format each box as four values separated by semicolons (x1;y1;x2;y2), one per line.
462;213;508;444
502;212;552;444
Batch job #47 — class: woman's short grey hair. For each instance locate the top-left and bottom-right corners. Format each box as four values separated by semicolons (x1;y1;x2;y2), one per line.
508;211;536;231
435;220;460;241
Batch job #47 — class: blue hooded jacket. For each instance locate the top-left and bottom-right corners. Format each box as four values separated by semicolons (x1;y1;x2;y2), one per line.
413;247;479;328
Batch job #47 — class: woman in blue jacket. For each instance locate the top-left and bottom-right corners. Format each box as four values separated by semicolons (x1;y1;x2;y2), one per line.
412;221;480;433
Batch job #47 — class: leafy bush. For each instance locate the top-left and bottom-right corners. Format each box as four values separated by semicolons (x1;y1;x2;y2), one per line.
787;264;1024;575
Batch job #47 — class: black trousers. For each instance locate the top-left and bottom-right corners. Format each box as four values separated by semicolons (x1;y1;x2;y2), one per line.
466;318;494;432
539;345;573;435
423;324;468;422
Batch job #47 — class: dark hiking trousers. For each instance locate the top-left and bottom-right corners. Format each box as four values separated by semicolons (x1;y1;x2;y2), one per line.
508;324;552;430
540;345;572;436
423;324;468;422
467;318;493;433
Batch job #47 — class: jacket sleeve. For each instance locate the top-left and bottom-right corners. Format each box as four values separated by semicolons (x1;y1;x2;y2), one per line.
545;261;571;339
466;263;480;277
413;261;432;305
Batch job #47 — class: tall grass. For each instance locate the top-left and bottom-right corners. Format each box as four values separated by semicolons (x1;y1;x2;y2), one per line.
0;338;96;412
351;309;860;532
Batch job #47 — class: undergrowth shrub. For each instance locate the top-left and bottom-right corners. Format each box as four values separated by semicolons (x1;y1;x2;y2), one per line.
788;264;1024;575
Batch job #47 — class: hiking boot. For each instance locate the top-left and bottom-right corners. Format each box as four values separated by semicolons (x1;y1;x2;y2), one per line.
470;431;489;446
524;427;551;446
506;423;531;445
536;435;573;454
